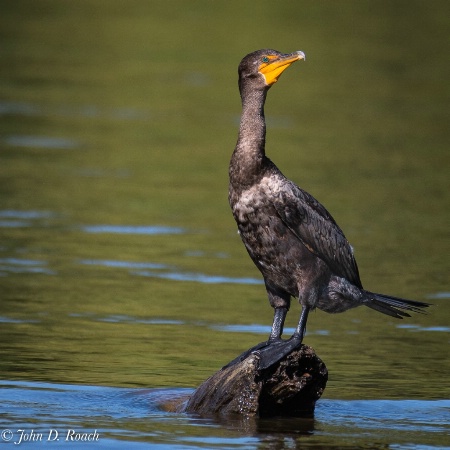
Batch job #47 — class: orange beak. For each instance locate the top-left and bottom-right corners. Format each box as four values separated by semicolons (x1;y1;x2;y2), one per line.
259;51;305;86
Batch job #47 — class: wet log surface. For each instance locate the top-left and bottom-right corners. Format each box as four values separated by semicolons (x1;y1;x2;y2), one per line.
184;345;327;417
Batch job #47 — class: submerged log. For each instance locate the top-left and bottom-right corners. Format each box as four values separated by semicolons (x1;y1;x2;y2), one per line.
184;345;327;417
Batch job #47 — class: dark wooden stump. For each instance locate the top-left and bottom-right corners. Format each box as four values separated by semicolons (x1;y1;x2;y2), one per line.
184;345;327;417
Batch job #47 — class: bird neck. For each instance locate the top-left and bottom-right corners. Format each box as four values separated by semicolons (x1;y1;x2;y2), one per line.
230;87;268;187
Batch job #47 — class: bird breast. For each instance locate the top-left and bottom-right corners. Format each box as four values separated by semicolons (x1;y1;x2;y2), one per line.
231;176;277;224
231;178;298;265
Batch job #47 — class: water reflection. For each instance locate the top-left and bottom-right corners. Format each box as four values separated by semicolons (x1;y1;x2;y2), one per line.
0;316;40;324
0;220;30;228
0;258;55;275
0;100;41;116
1;380;449;449
426;292;450;300
133;269;263;285
0;210;54;228
79;259;167;270
3;135;79;149
0;210;54;220
80;225;185;235
396;324;450;333
77;258;263;285
95;315;184;326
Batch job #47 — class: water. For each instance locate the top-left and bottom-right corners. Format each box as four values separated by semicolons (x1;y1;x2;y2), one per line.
1;1;449;448
1;380;449;449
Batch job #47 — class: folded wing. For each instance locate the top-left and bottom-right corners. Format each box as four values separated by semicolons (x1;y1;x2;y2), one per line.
272;180;363;288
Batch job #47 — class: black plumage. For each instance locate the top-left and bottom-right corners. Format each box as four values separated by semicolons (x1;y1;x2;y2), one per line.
228;49;429;369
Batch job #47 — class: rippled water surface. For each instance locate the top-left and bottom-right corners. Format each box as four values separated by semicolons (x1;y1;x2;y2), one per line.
1;1;449;448
1;380;449;449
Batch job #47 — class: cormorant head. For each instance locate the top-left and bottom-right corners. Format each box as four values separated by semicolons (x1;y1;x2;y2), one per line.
238;49;305;92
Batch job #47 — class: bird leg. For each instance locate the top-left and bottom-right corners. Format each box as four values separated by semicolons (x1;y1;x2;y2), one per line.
253;306;310;370
291;305;309;344
268;306;288;342
222;307;288;369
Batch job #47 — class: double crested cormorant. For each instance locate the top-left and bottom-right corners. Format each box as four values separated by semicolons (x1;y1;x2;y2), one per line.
227;49;429;369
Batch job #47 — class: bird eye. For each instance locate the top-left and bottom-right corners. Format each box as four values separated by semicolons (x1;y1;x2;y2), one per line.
261;56;269;63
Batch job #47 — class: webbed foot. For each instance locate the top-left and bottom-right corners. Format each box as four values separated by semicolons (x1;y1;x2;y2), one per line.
222;336;303;371
253;336;303;370
222;306;309;371
222;340;273;369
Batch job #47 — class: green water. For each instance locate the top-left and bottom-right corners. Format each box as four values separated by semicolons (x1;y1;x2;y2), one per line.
1;1;449;444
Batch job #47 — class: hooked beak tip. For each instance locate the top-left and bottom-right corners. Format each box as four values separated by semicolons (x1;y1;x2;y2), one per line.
297;50;306;61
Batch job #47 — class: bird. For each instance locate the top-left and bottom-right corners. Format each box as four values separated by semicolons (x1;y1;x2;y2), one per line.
227;49;430;370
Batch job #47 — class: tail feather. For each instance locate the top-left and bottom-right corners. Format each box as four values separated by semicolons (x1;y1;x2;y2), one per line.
364;291;431;319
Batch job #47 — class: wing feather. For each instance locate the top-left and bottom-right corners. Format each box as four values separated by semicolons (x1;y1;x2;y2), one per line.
272;180;362;288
